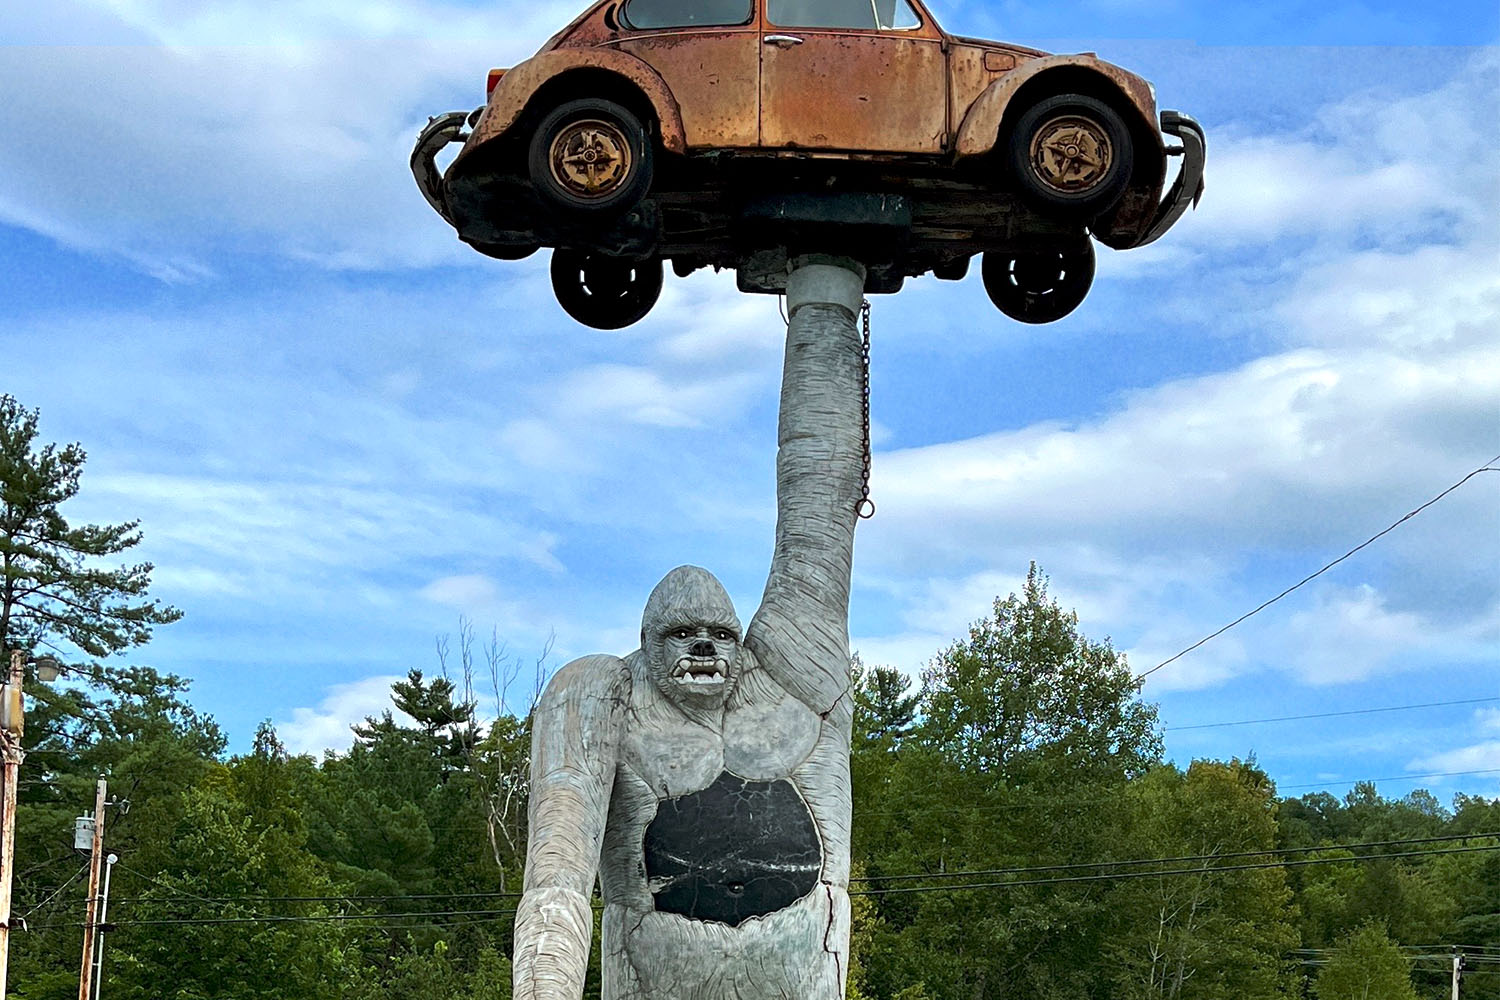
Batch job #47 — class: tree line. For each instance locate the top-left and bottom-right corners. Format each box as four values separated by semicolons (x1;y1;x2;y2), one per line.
3;392;1496;999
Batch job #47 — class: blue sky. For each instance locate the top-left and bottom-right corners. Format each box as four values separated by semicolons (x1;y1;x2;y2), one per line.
2;0;1496;804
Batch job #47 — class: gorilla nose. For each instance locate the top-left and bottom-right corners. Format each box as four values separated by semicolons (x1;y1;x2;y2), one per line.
689;639;715;657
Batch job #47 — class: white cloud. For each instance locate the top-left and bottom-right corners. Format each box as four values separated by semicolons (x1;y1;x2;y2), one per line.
1408;742;1500;776
1478;708;1500;734
1182;52;1498;249
276;674;409;755
0;0;587;273
1276;585;1427;685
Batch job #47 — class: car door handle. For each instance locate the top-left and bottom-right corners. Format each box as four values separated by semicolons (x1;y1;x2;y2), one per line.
763;34;804;46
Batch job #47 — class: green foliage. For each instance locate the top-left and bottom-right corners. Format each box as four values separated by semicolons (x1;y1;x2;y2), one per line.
1314;922;1419;1000
0;394;181;664
1101;760;1297;1000
7;558;1498;999
917;563;1160;780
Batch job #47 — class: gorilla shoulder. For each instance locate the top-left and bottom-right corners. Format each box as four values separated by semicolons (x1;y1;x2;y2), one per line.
535;654;633;719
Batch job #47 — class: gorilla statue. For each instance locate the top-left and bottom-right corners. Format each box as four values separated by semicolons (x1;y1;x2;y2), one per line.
512;260;868;1000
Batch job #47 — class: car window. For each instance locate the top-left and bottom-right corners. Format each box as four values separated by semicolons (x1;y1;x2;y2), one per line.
621;0;753;29
767;0;921;29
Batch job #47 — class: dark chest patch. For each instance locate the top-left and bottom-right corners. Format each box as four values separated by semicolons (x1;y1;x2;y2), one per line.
642;771;822;927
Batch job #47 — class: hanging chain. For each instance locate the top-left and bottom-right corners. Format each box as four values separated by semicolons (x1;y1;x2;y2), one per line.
856;299;875;520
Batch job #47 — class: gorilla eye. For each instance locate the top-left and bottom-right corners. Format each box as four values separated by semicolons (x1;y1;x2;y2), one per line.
671;628;692;640
714;629;735;642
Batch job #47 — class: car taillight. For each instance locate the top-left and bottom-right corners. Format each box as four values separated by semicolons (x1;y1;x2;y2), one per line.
486;68;506;97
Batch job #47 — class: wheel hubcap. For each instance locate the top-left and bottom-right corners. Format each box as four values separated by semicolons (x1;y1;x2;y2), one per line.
550;118;632;199
1030;114;1113;194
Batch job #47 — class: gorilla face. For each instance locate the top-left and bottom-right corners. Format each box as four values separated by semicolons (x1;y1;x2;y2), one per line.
642;566;743;710
659;622;739;693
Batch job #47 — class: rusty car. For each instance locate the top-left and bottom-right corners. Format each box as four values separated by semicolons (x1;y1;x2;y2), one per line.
412;0;1205;328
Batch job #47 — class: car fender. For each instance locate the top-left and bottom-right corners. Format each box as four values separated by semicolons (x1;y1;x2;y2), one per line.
952;54;1157;160
463;48;687;156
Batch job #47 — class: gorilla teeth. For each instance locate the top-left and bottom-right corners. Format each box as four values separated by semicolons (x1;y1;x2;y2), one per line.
680;673;724;685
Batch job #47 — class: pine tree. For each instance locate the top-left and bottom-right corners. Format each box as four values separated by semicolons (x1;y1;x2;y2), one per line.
0;394;181;667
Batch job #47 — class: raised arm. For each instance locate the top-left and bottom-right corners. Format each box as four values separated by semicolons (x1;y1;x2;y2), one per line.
748;258;867;714
513;654;630;1000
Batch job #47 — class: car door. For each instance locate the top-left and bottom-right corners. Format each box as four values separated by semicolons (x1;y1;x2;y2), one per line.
610;0;763;148
759;0;947;153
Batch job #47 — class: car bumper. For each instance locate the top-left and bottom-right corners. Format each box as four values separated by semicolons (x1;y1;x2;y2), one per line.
1132;110;1206;248
410;110;472;227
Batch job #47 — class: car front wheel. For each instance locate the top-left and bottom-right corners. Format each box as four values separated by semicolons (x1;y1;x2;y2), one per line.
981;241;1095;324
529;98;654;217
1008;93;1132;220
550;249;663;329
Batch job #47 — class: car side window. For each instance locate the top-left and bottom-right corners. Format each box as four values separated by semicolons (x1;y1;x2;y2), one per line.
767;0;921;29
620;0;753;29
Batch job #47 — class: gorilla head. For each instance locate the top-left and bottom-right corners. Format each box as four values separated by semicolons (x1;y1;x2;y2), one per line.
640;565;742;709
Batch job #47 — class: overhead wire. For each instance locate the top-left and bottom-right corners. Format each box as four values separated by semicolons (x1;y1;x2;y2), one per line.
101;832;1499;907
847;842;1500;897
44;836;1497;930
1139;454;1500;681
16;861;91;925
1168;695;1500;731
847;830;1498;883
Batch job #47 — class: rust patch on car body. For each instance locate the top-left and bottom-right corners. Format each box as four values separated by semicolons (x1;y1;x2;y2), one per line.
952;53;1158;160
760;31;947;153
612;29;762;148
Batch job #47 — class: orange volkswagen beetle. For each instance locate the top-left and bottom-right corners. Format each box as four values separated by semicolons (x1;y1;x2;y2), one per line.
413;0;1204;328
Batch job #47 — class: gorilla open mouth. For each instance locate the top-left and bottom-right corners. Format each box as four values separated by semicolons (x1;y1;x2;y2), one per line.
672;656;728;688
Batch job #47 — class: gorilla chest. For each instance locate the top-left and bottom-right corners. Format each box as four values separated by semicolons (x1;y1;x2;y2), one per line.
625;693;822;797
616;691;827;926
642;771;822;927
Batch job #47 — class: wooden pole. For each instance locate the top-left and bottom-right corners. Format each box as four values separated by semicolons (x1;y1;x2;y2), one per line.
0;650;26;1000
77;779;106;1000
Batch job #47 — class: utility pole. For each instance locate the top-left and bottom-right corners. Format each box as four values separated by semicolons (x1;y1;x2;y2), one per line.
77;778;106;1000
1453;948;1465;1000
0;650;26;1000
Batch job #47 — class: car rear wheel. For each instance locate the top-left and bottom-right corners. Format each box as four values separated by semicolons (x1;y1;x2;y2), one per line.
550;249;663;329
1008;94;1132;220
529;98;654;217
981;241;1095;324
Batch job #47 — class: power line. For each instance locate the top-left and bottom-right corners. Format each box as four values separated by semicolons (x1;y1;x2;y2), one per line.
850;831;1498;884
41;842;1499;925
858;766;1500;820
1277;768;1500;791
1168;695;1500;732
106;833;1499;907
848;842;1500;897
15;862;90;926
1139;455;1500;681
83;836;1500;922
111;888;524;906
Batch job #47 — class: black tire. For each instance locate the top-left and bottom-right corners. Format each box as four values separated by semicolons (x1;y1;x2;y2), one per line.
981;241;1095;324
550;249;663;330
529;98;653;217
468;240;538;261
1007;93;1132;220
